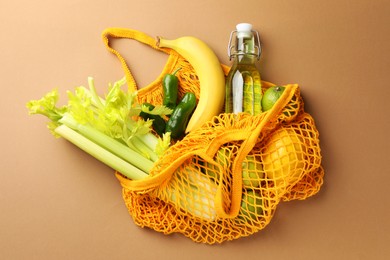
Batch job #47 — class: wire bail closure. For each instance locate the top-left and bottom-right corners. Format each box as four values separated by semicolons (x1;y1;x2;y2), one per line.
228;30;262;60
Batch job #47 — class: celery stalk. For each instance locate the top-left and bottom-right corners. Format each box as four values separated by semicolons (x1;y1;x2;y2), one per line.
137;132;159;153
55;125;148;180
59;113;154;173
87;77;105;109
131;136;158;162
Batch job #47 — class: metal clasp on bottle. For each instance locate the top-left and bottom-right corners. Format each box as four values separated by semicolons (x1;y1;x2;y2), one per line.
227;30;262;60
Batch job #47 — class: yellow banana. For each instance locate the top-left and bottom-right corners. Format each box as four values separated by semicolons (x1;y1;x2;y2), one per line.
157;36;225;133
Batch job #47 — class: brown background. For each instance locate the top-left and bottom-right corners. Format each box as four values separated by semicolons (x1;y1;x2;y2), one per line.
1;0;389;259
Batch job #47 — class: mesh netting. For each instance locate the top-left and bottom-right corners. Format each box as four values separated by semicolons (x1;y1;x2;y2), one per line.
103;28;323;244
136;54;201;106
116;82;323;244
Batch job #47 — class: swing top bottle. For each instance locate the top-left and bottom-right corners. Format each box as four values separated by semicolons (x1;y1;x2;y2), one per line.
225;23;263;115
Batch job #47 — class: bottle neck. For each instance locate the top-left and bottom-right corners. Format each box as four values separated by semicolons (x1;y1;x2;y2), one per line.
237;36;255;53
228;26;262;61
232;53;257;65
230;36;257;65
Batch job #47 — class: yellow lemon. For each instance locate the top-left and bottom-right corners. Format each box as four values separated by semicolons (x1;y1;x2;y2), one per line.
261;128;305;188
242;155;264;188
239;190;263;220
205;147;229;180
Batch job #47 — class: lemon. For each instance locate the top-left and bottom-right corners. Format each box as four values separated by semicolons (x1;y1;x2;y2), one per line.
261;86;285;111
205;147;229;180
242;155;264;188
239;190;263;220
261;128;305;188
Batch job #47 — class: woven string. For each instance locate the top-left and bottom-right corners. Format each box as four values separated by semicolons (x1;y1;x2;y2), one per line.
103;28;323;244
116;83;323;244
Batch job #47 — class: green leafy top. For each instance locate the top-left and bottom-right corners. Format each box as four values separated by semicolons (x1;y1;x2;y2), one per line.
27;77;171;159
26;89;67;136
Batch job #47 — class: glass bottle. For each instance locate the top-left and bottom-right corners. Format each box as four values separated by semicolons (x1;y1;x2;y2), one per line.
225;23;262;115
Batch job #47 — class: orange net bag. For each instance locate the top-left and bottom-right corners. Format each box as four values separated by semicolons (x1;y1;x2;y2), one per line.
102;28;324;244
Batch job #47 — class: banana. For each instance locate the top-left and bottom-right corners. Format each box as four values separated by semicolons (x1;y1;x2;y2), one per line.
157;36;225;133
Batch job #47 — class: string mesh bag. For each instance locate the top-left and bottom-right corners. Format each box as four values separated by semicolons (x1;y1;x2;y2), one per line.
102;28;324;244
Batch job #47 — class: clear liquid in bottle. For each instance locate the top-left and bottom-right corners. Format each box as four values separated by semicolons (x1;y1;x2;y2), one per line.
225;23;262;115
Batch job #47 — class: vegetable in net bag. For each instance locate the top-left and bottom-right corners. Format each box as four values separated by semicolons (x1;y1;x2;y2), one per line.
103;28;324;244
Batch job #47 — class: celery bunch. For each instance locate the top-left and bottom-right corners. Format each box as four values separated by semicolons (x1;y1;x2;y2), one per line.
27;77;172;180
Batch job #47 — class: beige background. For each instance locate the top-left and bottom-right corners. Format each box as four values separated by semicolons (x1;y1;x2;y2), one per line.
1;0;389;259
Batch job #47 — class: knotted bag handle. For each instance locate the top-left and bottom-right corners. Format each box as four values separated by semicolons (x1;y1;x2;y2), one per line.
102;27;171;93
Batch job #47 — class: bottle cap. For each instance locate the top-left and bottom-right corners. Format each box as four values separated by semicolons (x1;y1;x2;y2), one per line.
236;23;253;38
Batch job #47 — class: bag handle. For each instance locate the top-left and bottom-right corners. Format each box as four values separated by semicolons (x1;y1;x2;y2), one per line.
102;28;170;93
